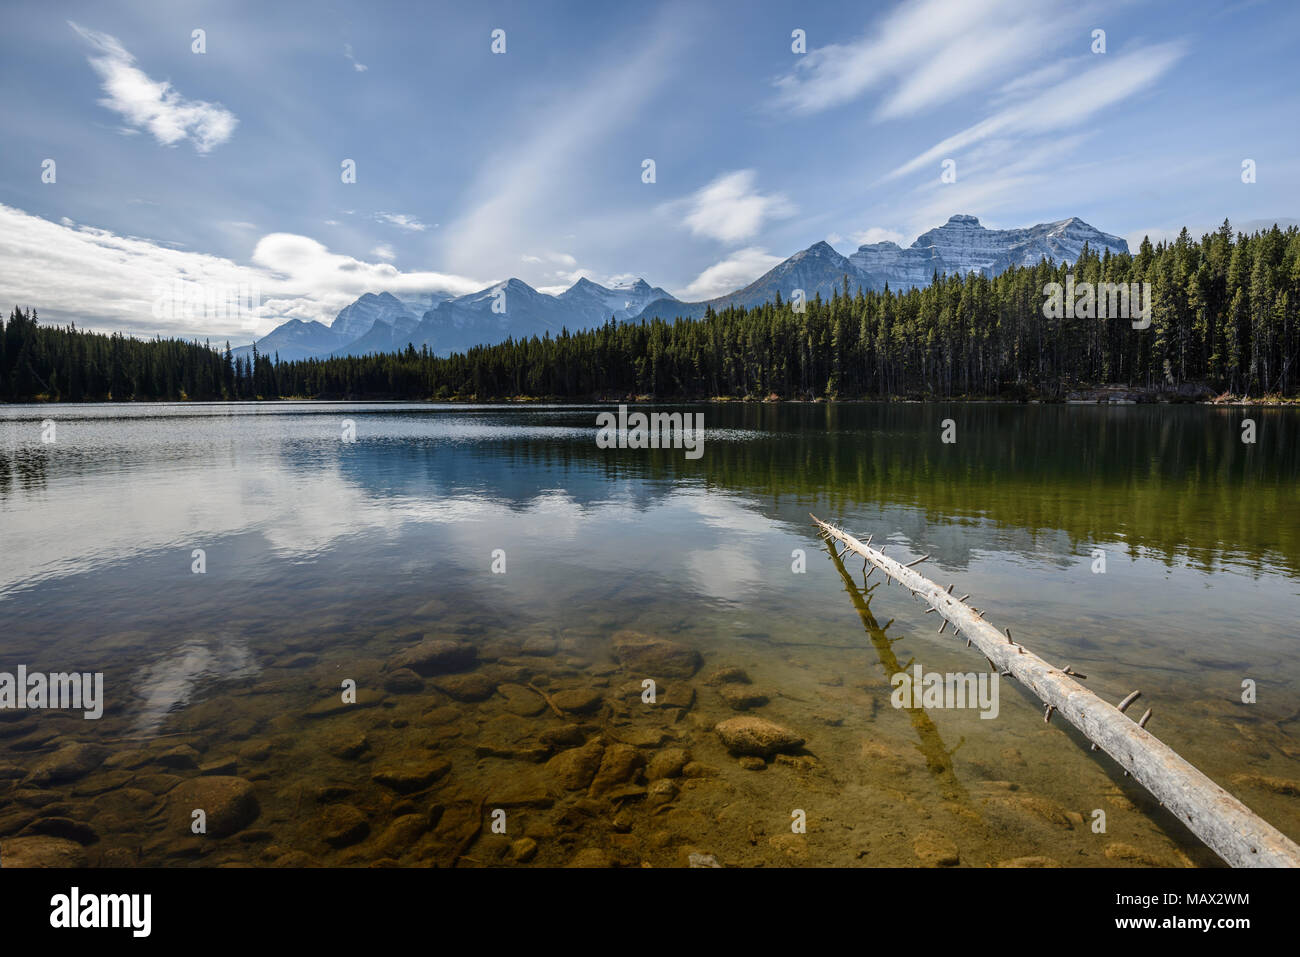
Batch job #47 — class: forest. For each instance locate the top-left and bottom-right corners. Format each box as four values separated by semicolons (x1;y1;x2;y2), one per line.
3;221;1297;402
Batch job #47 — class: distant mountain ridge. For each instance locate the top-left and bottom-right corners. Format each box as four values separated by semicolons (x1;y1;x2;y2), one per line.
236;214;1129;361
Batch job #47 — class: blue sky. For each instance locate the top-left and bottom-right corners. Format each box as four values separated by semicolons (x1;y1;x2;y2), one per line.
1;0;1297;342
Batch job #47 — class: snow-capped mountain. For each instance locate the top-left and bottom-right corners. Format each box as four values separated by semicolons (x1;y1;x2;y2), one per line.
331;291;419;341
848;215;1130;291
556;277;675;321
236;215;1129;360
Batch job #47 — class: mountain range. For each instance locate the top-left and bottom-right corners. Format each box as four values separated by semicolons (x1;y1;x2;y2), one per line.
235;215;1129;362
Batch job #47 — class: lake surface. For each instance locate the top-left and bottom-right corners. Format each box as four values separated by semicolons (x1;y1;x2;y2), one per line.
0;401;1296;867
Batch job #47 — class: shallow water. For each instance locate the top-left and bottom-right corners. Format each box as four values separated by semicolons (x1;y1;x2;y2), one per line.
0;401;1296;867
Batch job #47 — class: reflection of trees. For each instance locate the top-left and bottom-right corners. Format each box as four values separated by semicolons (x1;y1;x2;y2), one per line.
824;537;970;805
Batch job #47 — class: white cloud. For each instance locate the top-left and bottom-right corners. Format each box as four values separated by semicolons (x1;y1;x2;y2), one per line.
376;212;428;232
770;0;1078;119
69;22;237;153
884;42;1186;182
675;170;795;244
371;243;395;261
0;204;485;341
440;23;680;278
676;247;783;301
843;227;906;247
343;43;368;72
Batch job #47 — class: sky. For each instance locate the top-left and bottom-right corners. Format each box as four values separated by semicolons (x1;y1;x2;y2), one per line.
1;0;1297;344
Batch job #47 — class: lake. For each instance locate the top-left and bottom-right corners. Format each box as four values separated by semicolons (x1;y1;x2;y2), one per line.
0;401;1296;867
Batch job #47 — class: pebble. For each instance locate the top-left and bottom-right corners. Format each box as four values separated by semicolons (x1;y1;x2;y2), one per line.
912;830;960;867
433;673;497;702
714;716;805;757
319;805;369;848
498;683;547;717
372;758;452;794
386;639;477;677
718;685;770;711
550;688;603;715
0;835;87;867
646;748;690;780
508;837;538;862
545;739;605;791
383;668;425;693
167;776;260;837
704;666;751;686
589;743;644;795
611;633;701;678
24;743;108;786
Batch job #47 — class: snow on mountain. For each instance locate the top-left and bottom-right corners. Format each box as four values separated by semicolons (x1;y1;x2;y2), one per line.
849;215;1130;291
234;215;1128;360
330;291;419;340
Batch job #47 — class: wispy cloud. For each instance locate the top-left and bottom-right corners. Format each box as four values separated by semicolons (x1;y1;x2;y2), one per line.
671;170;796;244
677;246;783;300
376;211;429;232
370;243;395;260
439;16;683;279
69;21;237;153
883;42;1186;182
343;43;368;72
770;0;1080;119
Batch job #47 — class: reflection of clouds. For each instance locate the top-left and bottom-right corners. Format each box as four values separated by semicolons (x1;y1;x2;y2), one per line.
685;545;762;603
131;634;258;735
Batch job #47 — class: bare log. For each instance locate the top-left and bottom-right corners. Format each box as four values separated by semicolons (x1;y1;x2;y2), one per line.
811;514;1300;869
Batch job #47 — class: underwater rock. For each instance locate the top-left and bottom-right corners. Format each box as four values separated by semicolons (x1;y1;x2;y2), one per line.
997;855;1061;867
521;636;558;657
24;743;108;786
508;837;538;862
387;639;477;677
704;666;751;686
646;748;690;780
318;805;369;848
545;739;605;791
569;847;613;868
738;756;766;771
718;685;769;711
1231;773;1300;797
647;779;678;808
304;689;384;718
372;758;451;794
611;633;701;678
912;830;959;867
589;743;644;795
714;716;804;757
433;673;497;702
0;835;87;867
498;683;547;716
551;688;603;715
383;669;425;694
167;776;260;837
538;724;587;748
375;814;428;856
20;817;99;846
154;745;202;770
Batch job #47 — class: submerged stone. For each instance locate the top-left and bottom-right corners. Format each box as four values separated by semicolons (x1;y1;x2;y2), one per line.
714;717;804;757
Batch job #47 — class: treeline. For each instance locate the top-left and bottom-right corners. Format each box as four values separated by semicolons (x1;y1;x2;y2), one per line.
1;307;277;401
5;220;1298;402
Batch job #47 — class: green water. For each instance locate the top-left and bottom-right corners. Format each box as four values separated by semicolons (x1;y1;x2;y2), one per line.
0;402;1296;867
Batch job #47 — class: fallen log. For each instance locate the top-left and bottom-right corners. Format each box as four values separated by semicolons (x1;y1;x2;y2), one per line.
811;514;1300;868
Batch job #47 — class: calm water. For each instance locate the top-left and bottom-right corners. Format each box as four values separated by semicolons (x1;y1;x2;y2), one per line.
0;401;1296;867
